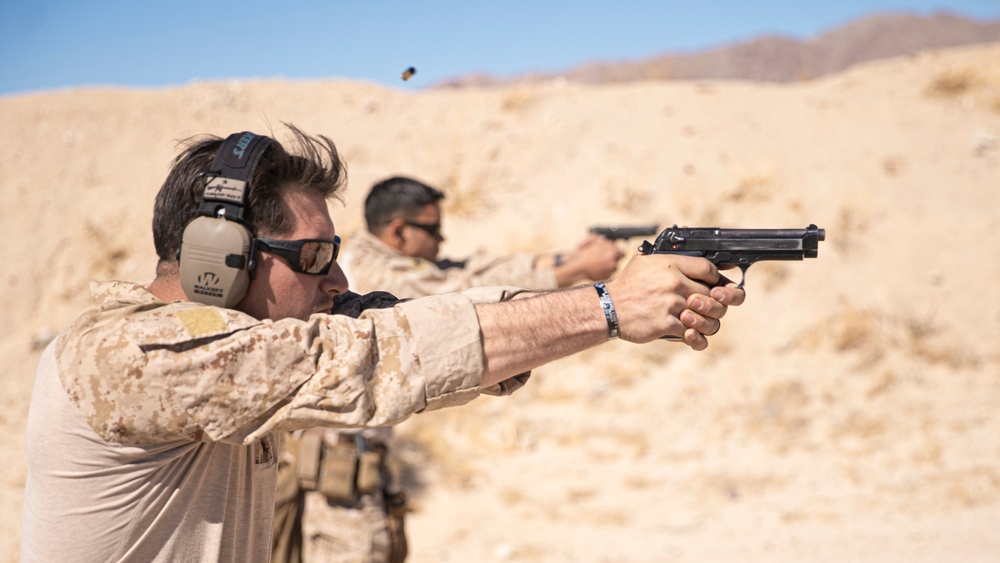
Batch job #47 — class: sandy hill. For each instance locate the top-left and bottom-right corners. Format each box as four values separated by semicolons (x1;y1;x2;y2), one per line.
1;43;999;562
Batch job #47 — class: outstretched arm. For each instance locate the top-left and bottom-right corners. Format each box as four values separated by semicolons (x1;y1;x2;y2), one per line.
477;253;745;387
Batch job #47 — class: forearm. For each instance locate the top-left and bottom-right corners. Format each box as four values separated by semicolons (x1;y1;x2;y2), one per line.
533;252;584;287
463;252;557;290
552;261;584;288
474;253;749;394
537;233;626;288
477;285;608;387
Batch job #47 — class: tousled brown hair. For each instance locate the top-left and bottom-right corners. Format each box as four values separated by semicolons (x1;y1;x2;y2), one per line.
152;124;346;263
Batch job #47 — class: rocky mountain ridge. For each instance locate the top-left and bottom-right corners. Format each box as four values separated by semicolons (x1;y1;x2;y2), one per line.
433;11;1000;87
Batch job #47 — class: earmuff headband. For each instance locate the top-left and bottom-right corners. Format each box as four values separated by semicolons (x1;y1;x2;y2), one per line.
198;131;273;223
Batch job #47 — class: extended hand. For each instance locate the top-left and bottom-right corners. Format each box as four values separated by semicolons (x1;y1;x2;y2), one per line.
555;234;625;286
605;254;746;350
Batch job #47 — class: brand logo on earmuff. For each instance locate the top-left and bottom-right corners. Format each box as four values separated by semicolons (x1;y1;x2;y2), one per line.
192;272;225;299
232;132;256;159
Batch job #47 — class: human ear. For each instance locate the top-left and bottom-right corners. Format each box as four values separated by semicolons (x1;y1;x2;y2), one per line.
382;217;408;250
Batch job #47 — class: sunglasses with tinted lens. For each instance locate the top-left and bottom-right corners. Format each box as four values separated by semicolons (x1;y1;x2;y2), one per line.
404;221;442;238
255;236;341;275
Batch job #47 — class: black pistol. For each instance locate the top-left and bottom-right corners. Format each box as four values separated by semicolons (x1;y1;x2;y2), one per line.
638;224;825;288
590;224;660;241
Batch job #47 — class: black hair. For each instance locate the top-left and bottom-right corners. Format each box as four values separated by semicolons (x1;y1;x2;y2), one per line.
364;176;445;233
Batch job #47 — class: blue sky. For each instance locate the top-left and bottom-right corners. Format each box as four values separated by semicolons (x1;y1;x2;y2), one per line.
2;0;998;95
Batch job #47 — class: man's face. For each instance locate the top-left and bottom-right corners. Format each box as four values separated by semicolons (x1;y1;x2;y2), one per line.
237;190;349;321
400;202;444;262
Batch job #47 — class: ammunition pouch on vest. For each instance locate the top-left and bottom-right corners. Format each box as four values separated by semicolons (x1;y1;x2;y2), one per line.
296;429;387;504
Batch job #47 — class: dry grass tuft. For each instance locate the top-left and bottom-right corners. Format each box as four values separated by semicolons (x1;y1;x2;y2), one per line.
439;170;495;218
828;409;889;456
622;474;665;491
946;467;1000;507
865;368;899;399
725;174;776;204
925;68;979;98
499;486;526;506
500;88;541;113
83;219;132;279
833;205;870;253
881;155;906;177
601;178;653;214
923;64;1000;114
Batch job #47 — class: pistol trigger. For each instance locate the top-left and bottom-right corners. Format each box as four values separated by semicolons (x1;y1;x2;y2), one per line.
734;264;749;289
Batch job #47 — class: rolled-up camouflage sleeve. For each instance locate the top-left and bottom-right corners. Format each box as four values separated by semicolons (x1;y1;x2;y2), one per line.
58;281;530;447
243;287;534;443
56;284;504;450
329;288;531;398
242;293;486;444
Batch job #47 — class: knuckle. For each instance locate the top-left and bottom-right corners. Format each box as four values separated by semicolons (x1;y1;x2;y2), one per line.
698;260;718;280
667;294;687;315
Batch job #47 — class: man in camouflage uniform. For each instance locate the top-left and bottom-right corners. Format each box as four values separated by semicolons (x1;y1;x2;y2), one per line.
20;126;743;563
341;176;626;297
275;176;627;563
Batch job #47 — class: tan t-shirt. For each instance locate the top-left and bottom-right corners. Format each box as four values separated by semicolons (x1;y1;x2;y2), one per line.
20;280;522;562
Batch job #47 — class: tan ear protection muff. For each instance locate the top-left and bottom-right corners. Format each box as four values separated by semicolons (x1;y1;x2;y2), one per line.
178;131;272;308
